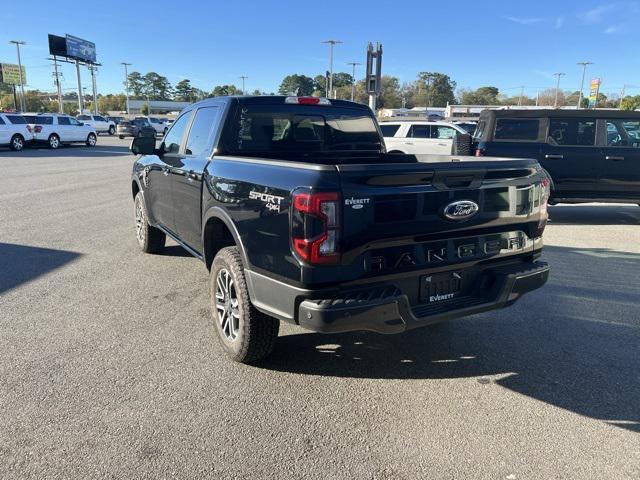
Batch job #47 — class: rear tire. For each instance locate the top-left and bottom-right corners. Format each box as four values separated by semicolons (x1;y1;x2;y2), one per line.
119;135;124;139
48;134;60;149
210;247;279;363
452;133;472;155
108;125;115;135
9;134;24;151
387;150;405;154
134;192;165;253
86;133;97;147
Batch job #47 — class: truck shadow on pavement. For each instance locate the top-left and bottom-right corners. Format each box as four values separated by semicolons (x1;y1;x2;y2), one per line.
0;243;81;294
1;144;133;158
549;204;640;225
261;245;640;433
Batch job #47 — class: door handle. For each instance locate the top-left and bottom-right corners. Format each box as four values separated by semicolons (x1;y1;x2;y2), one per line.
437;143;448;146
544;154;563;159
605;155;625;161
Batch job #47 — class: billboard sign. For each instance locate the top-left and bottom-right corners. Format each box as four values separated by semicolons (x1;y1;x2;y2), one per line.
588;78;601;108
0;63;27;85
65;35;96;63
48;34;68;57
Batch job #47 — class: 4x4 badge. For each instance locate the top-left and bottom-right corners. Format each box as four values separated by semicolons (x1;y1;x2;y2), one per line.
443;200;479;221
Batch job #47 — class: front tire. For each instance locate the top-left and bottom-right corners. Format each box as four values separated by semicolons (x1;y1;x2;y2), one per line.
86;133;97;147
48;134;60;149
210;247;279;363
9;134;25;151
108;125;115;135
134;192;165;253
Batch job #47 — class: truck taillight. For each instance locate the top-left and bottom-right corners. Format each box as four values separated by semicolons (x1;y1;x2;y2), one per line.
26;125;32;133
285;96;331;105
34;125;42;133
291;191;340;265
536;177;551;237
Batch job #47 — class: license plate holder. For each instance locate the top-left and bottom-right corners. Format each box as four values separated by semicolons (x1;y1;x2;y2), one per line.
420;271;465;303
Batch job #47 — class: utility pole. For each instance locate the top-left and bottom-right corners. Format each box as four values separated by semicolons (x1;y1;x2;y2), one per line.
322;40;342;98
576;61;592;109
121;62;132;115
619;84;626;109
9;40;26;112
553;72;565;108
518;86;525;106
239;76;248;95
75;59;84;113
346;62;361;102
52;56;63;113
89;65;98;115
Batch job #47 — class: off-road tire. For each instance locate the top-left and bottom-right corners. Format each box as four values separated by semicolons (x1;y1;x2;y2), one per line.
134;192;165;253
9;134;25;151
452;132;472;155
86;133;97;147
210;246;279;363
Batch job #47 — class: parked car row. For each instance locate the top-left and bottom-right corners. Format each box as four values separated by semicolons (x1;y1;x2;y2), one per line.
1;112;99;150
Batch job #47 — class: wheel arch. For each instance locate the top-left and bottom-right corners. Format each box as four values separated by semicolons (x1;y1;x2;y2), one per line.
202;207;249;271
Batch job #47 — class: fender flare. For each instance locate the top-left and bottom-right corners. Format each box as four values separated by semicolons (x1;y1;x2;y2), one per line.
201;206;250;269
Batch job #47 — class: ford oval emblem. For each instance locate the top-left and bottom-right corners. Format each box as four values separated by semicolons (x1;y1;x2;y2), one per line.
443;200;479;221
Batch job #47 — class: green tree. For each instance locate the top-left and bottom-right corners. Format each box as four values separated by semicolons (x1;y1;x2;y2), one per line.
416;72;456;107
63;102;78;116
459;86;499;105
143;72;172;100
620;95;640;110
278;74;315;96
127;71;145;99
174;79;196;102
98;94;127;113
210;84;241;97
140;103;149;115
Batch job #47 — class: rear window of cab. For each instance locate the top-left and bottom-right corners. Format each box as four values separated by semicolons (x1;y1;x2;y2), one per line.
494;118;540;141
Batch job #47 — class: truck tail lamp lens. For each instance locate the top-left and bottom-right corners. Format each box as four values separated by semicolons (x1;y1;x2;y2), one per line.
34;125;42;133
285;96;331;106
291;191;340;265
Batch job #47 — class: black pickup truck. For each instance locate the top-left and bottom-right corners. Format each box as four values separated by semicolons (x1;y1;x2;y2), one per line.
130;96;550;363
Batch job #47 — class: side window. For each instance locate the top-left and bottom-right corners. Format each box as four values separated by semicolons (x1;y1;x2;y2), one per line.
57;117;70;125
36;116;53;125
77;115;89;120
6;115;27;125
606;120;640;148
380;124;400;137
95;116;106;122
409;125;431;138
436;126;456;139
69;117;80;126
494;118;540;141
0;116;5;125
163;112;193;154
185;107;222;156
548;119;596;146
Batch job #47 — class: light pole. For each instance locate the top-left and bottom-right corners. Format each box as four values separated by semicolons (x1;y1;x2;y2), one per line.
9;40;26;112
576;61;592;109
553;72;565;108
346;62;361;102
239;76;248;95
322;40;342;98
121;62;132;115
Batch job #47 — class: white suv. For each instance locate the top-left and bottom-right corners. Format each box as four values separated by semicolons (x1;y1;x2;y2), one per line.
32;114;98;149
76;114;116;135
380;121;467;155
0;112;33;151
141;117;167;135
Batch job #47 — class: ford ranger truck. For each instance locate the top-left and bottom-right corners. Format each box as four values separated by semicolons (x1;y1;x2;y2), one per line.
130;96;550;363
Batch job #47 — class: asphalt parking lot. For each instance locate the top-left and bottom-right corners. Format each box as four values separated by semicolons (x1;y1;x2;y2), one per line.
1;137;639;479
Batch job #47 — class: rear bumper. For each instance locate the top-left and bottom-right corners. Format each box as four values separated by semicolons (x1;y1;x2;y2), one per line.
247;261;549;334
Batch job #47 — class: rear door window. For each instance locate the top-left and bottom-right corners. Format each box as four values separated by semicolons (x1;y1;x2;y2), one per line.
6;115;27;125
548;119;596;146
494;118;540;141
77;115;90;120
0;116;5;125
58;117;71;125
36;116;53;124
380;124;400;137
606;120;640;147
408;125;431;138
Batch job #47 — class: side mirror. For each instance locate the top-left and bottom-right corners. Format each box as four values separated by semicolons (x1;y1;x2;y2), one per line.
131;135;156;155
78;122;84;126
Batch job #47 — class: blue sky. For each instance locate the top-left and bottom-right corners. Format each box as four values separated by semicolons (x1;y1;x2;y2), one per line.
1;0;638;99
